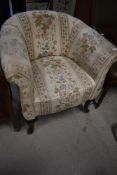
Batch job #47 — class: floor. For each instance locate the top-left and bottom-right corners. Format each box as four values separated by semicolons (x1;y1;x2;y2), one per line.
0;87;117;175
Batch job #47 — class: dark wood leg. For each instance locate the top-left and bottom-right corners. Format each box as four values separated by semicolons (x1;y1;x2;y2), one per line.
93;86;109;109
94;71;111;109
10;102;22;132
9;83;36;134
27;120;35;134
81;100;95;113
9;83;22;132
83;101;91;113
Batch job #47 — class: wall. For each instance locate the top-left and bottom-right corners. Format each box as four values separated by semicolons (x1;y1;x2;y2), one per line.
93;0;117;27
26;0;76;16
53;0;76;15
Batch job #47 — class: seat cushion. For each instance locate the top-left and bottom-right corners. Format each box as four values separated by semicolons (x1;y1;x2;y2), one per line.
32;56;95;116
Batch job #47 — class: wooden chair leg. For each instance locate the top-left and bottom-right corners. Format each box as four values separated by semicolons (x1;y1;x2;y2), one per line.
27;120;35;134
93;87;109;109
9;83;36;134
6;94;21;132
94;70;111;109
80;100;92;113
83;101;90;113
9;83;22;132
10;103;22;132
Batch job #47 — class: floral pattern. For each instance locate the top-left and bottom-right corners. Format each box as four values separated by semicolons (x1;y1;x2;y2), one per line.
17;11;72;60
0;11;117;120
32;11;57;57
32;56;95;115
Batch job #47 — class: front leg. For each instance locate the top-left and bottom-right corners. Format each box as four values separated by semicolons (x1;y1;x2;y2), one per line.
83;101;90;113
9;83;22;131
27;120;35;134
81;100;95;113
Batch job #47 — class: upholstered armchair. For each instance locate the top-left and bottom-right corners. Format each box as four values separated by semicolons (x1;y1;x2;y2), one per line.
0;11;117;133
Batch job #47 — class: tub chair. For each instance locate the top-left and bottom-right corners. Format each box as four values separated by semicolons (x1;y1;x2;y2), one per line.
0;11;117;133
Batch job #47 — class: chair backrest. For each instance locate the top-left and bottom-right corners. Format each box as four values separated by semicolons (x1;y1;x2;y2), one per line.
7;11;77;61
2;10;117;84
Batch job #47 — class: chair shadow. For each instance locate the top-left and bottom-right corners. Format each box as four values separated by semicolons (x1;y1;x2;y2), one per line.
35;106;82;128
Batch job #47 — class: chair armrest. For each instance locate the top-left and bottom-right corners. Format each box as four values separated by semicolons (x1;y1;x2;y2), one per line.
68;19;117;79
67;19;117;99
90;53;117;99
0;25;36;120
1;55;36;120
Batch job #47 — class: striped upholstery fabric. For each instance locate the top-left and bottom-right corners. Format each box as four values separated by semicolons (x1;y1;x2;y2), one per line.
0;11;117;120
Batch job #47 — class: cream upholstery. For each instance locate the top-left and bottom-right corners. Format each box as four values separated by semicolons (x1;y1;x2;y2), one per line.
32;56;95;116
0;11;117;120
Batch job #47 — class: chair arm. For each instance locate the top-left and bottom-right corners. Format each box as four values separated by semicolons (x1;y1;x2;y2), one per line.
1;56;36;120
0;23;36;120
90;53;117;100
67;19;117;100
68;19;117;80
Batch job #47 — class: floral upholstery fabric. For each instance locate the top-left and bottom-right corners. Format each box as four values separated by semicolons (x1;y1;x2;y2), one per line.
67;20;117;98
16;11;77;60
0;11;117;120
0;22;36;119
32;56;95;116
